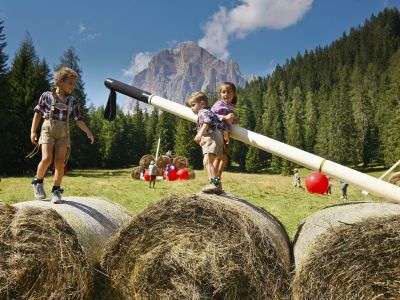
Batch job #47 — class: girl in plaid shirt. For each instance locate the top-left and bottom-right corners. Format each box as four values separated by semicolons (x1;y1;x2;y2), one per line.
30;67;94;203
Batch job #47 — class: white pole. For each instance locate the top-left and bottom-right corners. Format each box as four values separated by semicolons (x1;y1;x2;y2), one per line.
362;160;400;195
155;135;161;161
148;94;400;203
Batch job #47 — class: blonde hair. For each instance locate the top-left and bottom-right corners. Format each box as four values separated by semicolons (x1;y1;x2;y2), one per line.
187;92;208;106
55;67;79;85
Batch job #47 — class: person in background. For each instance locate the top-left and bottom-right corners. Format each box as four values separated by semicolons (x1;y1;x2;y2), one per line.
340;181;348;200
293;168;304;189
149;160;157;188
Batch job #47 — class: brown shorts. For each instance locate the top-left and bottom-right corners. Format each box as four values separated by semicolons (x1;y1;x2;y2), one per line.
39;119;70;148
200;130;224;156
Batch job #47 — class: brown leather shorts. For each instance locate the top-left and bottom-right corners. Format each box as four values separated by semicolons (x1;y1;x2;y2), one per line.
39;119;70;147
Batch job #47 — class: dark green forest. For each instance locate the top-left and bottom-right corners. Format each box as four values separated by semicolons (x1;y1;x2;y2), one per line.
1;8;400;175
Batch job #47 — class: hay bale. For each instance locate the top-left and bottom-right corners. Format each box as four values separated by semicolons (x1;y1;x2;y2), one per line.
389;171;400;186
14;197;132;265
0;203;92;299
173;156;189;169
139;154;155;168
293;202;400;300
101;193;291;300
131;166;143;180
156;155;172;169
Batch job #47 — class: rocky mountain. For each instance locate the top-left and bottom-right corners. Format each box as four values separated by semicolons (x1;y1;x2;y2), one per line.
123;41;247;113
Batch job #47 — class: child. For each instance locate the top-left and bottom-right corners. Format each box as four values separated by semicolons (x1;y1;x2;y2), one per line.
149;160;157;188
325;176;332;195
30;67;94;204
340;181;349;200
293;168;303;189
211;82;238;178
187;92;225;193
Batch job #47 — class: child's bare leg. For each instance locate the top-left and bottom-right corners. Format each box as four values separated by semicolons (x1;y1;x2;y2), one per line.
36;144;53;179
53;146;68;187
223;131;230;144
204;154;218;179
216;154;228;178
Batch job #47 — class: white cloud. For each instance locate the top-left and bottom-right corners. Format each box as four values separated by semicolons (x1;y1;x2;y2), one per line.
81;32;102;42
123;52;153;77
79;22;86;33
198;0;313;60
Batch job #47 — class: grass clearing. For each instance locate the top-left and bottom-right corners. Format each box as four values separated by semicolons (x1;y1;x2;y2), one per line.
0;167;389;238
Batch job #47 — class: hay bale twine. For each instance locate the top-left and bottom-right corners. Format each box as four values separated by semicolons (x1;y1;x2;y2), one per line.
139;154;155;168
293;202;400;300
187;168;196;179
0;203;91;299
389;171;400;186
14;197;132;265
173;156;189;169
156;155;172;169
131;166;143;180
101;193;291;300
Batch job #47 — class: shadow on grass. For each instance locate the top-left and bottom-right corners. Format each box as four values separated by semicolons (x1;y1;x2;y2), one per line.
67;169;130;178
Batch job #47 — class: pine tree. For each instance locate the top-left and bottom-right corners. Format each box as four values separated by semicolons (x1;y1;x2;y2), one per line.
8;34;51;174
145;108;159;154
174;118;203;169
151;111;176;157
0;18;12;175
303;91;318;153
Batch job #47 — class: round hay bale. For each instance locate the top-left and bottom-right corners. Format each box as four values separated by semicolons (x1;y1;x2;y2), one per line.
0;203;92;299
14;197;132;265
139;154;155;168
101;193;291;300
173;156;188;169
389;171;400;186
156;155;172;169
293;202;400;300
187;168;196;179
131;166;143;180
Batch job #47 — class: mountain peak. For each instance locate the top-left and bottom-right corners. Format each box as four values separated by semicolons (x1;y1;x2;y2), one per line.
123;41;247;113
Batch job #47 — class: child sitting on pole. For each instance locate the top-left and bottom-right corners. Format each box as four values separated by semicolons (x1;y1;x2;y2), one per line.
187;92;225;194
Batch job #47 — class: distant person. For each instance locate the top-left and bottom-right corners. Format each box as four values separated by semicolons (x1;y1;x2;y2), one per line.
211;82;239;180
29;67;94;203
325;176;332;195
187;91;225;193
293;168;303;189
149;160;157;188
165;163;171;180
340;181;349;200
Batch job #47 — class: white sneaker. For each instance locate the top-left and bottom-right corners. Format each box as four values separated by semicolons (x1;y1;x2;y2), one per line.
32;179;46;200
50;189;63;204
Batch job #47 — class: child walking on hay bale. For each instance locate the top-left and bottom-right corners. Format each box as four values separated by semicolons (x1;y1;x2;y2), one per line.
29;67;94;204
187;92;225;194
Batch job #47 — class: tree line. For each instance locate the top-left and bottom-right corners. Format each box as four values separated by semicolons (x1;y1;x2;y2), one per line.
1;7;400;175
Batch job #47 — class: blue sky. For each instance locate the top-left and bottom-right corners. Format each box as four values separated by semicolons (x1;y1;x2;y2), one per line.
1;0;399;107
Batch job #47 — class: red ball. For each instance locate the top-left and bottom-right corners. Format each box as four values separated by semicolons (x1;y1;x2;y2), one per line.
305;172;329;194
177;168;190;180
168;169;178;181
144;169;150;181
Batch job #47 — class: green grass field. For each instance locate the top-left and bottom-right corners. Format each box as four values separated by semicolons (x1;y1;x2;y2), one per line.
0;167;389;239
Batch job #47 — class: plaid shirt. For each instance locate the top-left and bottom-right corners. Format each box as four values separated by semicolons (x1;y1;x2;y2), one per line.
196;107;225;135
33;89;82;121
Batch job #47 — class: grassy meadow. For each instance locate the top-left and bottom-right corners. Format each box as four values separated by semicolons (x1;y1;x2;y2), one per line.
0;167;390;239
